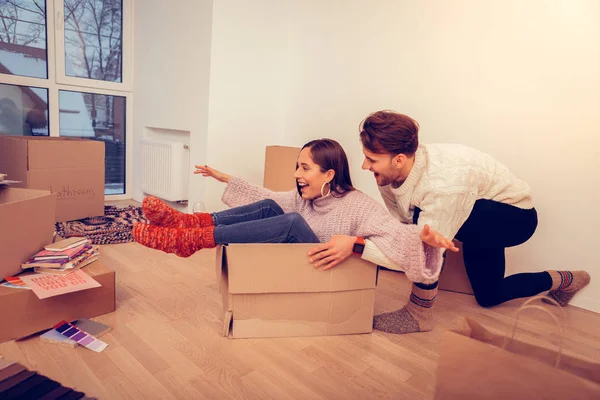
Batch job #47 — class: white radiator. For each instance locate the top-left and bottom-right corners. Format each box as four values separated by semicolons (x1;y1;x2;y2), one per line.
140;138;190;202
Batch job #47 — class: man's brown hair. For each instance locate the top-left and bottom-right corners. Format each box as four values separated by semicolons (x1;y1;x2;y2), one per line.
359;110;419;155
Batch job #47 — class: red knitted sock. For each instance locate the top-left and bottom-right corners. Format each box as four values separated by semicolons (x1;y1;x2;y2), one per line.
142;196;214;228
132;223;216;257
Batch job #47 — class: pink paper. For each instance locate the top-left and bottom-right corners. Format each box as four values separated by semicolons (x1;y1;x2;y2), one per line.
19;270;101;299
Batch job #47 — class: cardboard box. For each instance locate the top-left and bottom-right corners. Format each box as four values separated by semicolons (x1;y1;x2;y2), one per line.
0;187;57;279
438;241;474;295
0;136;105;222
217;244;378;338
0;260;116;343
263;146;301;191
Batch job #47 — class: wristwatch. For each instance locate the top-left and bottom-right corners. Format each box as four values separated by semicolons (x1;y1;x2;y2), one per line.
352;236;365;255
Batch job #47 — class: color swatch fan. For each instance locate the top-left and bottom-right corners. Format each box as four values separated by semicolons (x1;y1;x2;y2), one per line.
53;320;108;352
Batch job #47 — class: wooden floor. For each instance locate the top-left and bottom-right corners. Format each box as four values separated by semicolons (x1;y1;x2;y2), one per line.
2;235;600;399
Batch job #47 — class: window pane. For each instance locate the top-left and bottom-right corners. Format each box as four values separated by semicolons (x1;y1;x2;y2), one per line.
0;0;48;79
59;90;125;195
64;0;122;83
0;83;48;136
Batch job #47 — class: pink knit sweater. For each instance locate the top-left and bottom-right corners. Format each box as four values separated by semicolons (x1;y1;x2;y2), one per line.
221;177;444;284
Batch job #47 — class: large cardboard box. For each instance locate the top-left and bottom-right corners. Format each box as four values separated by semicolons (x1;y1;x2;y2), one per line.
217;244;378;338
439;241;474;295
0;136;105;222
0;187;56;279
0;260;116;343
263;146;301;191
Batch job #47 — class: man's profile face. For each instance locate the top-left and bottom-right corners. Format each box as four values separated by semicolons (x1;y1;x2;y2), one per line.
361;147;401;186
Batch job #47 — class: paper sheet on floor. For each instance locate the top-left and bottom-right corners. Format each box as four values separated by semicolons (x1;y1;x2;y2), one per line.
18;270;101;299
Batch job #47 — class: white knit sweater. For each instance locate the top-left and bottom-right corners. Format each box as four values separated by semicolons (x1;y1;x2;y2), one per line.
221;177;444;284
361;143;533;270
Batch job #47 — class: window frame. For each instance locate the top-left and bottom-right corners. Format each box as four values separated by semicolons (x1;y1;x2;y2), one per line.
54;0;133;92
0;0;134;200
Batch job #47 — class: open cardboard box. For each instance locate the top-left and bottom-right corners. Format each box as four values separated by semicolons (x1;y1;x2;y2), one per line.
0;260;116;343
0;136;105;222
0;187;57;279
217;244;378;338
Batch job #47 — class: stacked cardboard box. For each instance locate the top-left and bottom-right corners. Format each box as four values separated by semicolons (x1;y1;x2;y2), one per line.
0;136;105;222
0;177;115;343
263;145;301;191
0;187;56;278
0;260;115;343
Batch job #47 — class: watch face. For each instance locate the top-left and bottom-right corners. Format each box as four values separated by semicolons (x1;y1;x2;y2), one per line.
353;243;365;254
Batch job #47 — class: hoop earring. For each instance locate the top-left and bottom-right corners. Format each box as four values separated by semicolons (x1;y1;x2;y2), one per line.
320;181;331;197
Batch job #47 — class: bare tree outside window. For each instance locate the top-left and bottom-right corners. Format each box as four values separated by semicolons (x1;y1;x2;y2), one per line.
64;0;122;83
0;0;47;78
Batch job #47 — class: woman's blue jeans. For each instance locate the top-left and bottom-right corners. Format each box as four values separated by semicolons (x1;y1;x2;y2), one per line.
212;199;319;244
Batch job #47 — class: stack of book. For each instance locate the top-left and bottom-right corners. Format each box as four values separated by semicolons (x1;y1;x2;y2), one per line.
21;237;99;275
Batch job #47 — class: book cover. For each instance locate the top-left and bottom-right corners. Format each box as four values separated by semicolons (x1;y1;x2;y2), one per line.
25;247;98;270
44;237;89;252
28;244;92;263
34;256;99;275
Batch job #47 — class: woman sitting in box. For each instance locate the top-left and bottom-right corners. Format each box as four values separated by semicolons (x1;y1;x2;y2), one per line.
132;138;457;332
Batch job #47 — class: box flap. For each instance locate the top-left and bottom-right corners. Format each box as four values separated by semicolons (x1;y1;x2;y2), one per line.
26;137;105;170
229;289;375;338
222;310;232;337
224;244;377;294
263;146;300;191
0;187;53;204
0;137;29;187
0;188;56;278
215;246;233;321
215;245;225;292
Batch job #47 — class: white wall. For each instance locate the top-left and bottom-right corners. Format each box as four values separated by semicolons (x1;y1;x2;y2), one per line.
132;0;213;211
206;0;600;311
204;0;289;211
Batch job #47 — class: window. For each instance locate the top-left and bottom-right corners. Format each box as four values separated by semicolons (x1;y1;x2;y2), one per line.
59;90;126;194
0;0;48;79
0;0;132;197
56;0;131;91
0;83;49;135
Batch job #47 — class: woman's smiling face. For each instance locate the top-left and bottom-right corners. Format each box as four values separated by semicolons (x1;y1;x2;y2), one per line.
294;147;334;200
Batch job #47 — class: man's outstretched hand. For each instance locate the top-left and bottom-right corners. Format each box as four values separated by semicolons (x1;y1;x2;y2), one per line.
421;224;459;252
307;235;356;271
